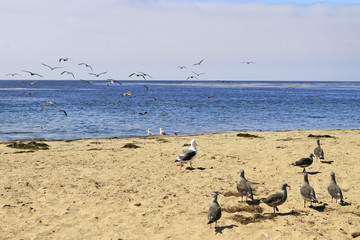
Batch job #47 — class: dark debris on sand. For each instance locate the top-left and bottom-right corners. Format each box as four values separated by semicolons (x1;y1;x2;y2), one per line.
236;133;262;138
223;205;263;214
122;143;141;149
308;134;335;138
231;213;276;225
6;141;49;150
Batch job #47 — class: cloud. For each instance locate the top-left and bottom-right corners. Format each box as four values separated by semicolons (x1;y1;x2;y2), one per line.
0;0;359;80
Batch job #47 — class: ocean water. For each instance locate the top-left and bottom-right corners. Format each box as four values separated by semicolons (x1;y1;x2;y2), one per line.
0;80;359;141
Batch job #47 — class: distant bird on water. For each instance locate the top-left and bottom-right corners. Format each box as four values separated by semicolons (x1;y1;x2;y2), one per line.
328;172;345;205
28;81;39;86
314;139;325;161
107;79;122;86
40;101;57;111
121;91;132;97
260;183;290;213
290;153;314;172
89;72;107;77
22;70;43;77
207;192;221;228
42;63;63;70
175;139;197;169
61;71;75;79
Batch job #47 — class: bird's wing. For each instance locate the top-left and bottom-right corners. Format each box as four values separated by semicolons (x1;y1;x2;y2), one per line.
57;108;67;117
178;149;196;161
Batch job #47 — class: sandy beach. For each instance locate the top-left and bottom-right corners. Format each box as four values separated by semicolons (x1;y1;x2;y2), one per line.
0;129;359;240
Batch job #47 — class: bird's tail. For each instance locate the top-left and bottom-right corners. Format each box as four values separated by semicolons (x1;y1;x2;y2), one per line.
312;198;319;204
175;157;181;162
339;198;345;205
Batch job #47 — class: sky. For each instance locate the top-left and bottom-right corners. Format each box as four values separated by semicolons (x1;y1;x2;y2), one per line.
1;0;359;81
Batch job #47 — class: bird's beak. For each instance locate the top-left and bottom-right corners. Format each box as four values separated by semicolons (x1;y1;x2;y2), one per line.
288;185;291;189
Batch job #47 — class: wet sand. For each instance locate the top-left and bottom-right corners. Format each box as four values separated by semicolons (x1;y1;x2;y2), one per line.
0;129;359;239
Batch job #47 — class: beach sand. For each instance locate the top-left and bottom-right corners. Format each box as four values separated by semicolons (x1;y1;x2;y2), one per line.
0;129;359;239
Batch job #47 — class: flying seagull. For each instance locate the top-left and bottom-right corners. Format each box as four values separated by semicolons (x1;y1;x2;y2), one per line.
192;71;206;77
107;79;122;86
177;66;187;69
22;70;43;77
59;58;71;62
61;71;75;79
242;61;255;64
57;108;67;117
42;63;63;70
89;72;107;77
5;73;21;76
193;59;204;66
186;75;198;80
78;62;93;71
129;72;152;80
40;101;58;111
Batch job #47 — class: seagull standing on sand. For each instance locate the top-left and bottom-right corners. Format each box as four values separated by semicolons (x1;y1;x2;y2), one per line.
175;139;197;169
300;172;318;207
260;183;290;213
328;172;345;205
314;139;325;161
237;169;254;202
290;153;314;172
147;128;153;136
159;128;167;136
207;192;221;228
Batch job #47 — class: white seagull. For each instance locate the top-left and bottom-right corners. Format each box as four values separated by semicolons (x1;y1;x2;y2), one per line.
147;128;153;136
159;128;167;136
175;139;197;169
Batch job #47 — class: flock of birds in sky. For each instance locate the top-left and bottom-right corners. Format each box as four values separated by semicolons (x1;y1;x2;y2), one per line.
3;57;257;118
174;138;347;229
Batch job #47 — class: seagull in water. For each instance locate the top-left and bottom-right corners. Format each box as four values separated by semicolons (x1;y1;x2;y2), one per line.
314;139;324;161
237;169;254;202
290;153;314;172
175;139;197;169
106;79;122;86
260;183;290;214
159;128;167;136
207;192;221;228
328;172;345;205
147;128;153;136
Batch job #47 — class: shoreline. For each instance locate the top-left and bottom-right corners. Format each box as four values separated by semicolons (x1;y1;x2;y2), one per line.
1;129;359;239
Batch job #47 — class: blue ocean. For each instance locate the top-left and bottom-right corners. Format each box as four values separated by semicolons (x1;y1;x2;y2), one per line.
0;80;359;141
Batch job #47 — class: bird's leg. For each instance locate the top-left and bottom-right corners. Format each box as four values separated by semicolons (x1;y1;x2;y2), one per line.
303;168;306;173
304;200;306;208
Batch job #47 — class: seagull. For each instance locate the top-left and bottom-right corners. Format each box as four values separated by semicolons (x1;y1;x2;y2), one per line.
193;59;204;66
207;192;221;228
40;101;58;111
143;85;149;90
159;128;167;136
56;108;67;117
177;66;187;69
42;63;63;70
175;139;197;169
328;172;345;205
107;79;122;86
300;172;318;207
5;73;21;76
147;128;153;136
186;75;198;80
192;71;205;77
22;70;43;77
59;58;71;62
237;169;254;202
121;91;132;97
89;72;107;77
290;153;314;172
260;183;290;213
61;71;75;79
28;81;39;86
129;72;152;80
314;139;325;161
242;61;255;64
78;62;93;71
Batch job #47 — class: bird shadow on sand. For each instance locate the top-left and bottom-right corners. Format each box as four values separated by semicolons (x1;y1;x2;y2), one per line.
341;202;352;206
264;210;304;217
309;203;328;212
304;171;321;175
244;200;261;206
186;167;206;171
320;160;334;164
214;224;239;234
